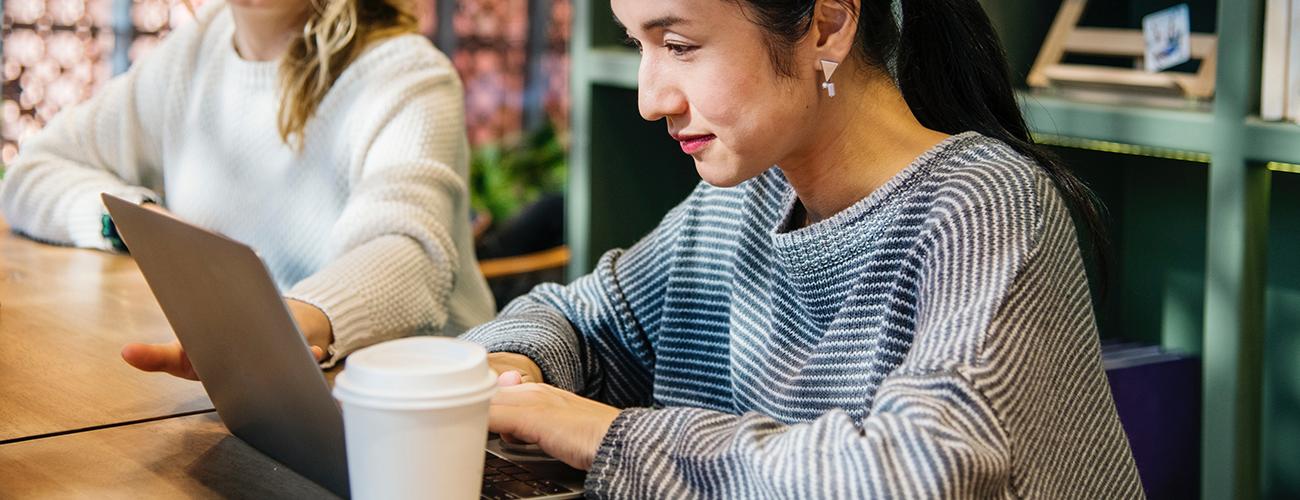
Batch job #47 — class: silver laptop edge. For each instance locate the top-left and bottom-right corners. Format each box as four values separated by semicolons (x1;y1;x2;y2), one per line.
103;194;583;499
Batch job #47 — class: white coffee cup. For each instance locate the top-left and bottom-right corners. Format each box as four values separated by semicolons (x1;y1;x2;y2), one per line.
333;337;498;500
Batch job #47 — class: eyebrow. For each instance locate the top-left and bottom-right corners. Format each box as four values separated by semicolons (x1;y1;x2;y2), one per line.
643;15;688;31
614;15;689;32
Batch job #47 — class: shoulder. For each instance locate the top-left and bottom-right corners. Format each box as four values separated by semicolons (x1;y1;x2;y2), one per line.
920;133;1058;239
335;34;461;96
322;33;464;139
926;133;1045;219
902;132;1086;277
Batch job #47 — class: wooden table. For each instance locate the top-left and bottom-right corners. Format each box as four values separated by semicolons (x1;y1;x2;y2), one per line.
0;411;333;499
0;220;339;495
0;220;213;443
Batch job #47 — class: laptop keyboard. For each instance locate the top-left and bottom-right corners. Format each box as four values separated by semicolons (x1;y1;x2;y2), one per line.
481;452;576;499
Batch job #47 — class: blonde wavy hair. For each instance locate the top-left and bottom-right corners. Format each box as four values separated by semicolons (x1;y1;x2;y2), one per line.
278;0;417;147
183;0;417;147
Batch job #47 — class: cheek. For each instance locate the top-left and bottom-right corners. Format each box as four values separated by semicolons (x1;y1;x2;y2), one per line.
688;71;814;180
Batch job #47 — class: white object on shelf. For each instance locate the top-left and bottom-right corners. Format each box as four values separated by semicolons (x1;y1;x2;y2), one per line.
1287;0;1300;122
1261;0;1290;121
1142;4;1192;73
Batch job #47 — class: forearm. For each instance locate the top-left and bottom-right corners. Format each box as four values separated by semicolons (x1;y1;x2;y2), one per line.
0;159;158;249
585;373;1011;499
461;251;655;407
461;294;589;393
287;234;453;366
286;298;333;351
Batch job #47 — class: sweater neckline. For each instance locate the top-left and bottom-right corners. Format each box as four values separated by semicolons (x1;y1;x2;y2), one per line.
220;12;280;89
768;131;982;277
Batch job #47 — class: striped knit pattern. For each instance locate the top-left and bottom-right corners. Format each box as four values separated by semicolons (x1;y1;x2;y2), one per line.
462;132;1143;498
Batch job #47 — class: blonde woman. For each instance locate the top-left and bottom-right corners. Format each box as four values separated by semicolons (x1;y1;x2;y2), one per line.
0;0;495;377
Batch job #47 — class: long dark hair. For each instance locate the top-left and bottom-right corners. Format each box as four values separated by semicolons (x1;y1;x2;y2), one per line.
737;0;1111;287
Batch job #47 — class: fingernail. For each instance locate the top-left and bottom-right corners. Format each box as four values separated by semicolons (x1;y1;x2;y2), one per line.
497;370;522;385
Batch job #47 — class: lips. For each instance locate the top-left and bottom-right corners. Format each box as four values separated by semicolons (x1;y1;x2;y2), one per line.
674;134;716;155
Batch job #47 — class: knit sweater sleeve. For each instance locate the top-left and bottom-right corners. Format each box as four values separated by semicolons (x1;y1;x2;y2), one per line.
284;51;474;366
578;177;1058;499
0;22;183;249
459;192;691;407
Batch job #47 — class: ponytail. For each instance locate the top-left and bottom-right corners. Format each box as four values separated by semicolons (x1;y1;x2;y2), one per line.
735;0;1111;290
892;0;1111;290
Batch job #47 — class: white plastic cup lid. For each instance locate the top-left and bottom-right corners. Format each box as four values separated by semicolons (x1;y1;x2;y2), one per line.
333;337;497;410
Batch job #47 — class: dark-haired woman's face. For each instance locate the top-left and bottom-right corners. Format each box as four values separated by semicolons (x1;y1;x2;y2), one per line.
613;0;819;187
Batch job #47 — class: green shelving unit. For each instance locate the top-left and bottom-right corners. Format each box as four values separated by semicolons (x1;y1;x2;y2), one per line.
1001;2;1276;498
1019;93;1216;155
569;1;1294;498
567;0;697;275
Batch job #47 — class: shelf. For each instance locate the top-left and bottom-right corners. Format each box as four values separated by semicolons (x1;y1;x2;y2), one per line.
575;53;1234;161
1245;118;1300;165
575;56;1300;168
582;47;639;89
1018;92;1216;155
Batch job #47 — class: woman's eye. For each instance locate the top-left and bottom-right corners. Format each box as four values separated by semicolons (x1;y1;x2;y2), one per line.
664;43;698;57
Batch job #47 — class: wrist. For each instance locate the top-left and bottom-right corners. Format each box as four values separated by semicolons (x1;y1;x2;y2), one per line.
102;197;161;252
101;212;128;252
581;406;625;471
286;299;333;350
589;408;620;459
488;352;544;384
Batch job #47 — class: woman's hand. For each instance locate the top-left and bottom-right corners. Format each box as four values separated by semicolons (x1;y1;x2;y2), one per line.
286;298;333;353
487;352;545;384
490;369;621;471
121;298;328;380
120;340;203;380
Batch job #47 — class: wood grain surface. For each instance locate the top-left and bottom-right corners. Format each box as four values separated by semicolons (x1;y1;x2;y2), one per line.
0;219;212;442
0;411;336;499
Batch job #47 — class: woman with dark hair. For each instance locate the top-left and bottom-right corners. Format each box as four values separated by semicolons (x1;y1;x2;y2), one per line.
469;0;1141;497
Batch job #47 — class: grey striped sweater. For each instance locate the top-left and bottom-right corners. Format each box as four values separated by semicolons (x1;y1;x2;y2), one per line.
462;133;1143;498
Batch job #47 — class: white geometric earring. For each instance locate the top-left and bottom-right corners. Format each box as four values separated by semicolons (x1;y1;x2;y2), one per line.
819;59;840;97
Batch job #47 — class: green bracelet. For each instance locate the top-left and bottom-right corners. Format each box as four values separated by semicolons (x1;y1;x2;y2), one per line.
101;213;128;252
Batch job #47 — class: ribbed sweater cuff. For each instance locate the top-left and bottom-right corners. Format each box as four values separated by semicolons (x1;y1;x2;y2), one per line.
459;302;586;393
289;235;453;368
584;408;648;498
285;270;375;370
285;277;371;369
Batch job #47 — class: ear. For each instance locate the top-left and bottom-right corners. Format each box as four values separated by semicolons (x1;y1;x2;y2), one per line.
810;0;858;69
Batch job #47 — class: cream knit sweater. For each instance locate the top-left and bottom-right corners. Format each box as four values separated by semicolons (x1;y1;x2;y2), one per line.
0;1;496;364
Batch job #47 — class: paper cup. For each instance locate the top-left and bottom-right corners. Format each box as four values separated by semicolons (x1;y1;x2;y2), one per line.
333;337;497;500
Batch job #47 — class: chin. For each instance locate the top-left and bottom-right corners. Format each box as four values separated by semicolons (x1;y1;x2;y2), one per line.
694;157;770;188
694;160;746;188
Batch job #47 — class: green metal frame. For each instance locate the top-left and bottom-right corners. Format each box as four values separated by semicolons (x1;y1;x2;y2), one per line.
567;1;698;276
570;1;1279;497
1203;2;1268;499
567;0;595;278
1012;3;1273;497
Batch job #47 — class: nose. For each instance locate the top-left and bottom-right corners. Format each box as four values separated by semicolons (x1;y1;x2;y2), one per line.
637;55;688;122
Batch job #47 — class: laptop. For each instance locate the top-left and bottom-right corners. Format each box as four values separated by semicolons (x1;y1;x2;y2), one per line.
103;194;584;499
